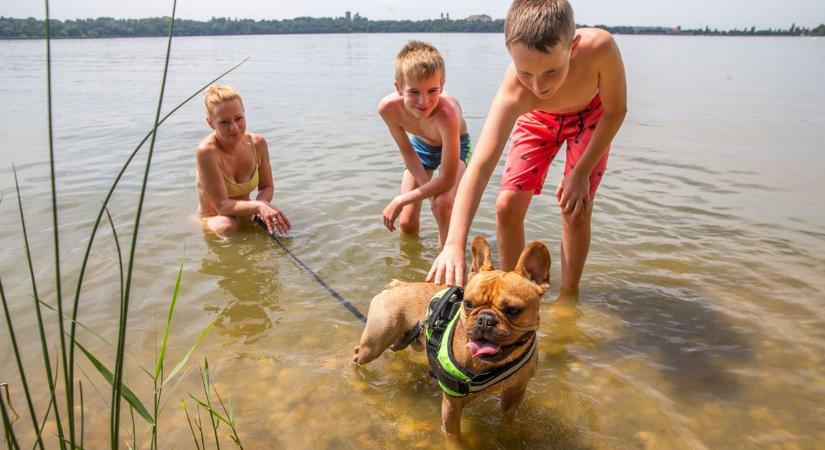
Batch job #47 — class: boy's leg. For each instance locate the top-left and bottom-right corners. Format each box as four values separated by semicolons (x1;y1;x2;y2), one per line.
495;190;533;271
560;205;592;290
431;163;467;247
398;169;428;234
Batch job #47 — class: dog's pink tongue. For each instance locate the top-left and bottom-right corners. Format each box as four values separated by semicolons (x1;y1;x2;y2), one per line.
467;340;501;357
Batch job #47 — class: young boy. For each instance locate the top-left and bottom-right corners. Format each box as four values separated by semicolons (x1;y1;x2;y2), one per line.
428;0;627;311
378;40;471;247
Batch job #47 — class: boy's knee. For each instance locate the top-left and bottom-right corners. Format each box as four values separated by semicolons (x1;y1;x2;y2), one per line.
561;209;592;228
431;195;453;220
496;194;521;226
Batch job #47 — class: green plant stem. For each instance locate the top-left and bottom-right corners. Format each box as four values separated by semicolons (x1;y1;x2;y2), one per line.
78;381;84;450
43;1;72;447
200;362;221;450
0;275;44;449
13;167;63;447
0;390;21;450
110;3;177;447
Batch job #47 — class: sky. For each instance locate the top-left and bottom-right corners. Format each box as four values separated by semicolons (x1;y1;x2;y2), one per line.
2;0;824;29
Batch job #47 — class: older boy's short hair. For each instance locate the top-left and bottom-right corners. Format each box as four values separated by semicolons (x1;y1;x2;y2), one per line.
505;0;576;51
395;40;445;86
204;84;243;117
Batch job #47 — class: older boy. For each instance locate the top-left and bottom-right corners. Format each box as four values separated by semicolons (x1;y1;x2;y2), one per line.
378;40;471;247
428;0;626;311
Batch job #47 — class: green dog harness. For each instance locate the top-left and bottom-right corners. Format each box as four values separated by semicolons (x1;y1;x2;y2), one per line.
422;286;537;397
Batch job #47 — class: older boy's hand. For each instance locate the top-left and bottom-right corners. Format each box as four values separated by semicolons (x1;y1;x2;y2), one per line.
382;196;403;232
427;243;466;286
556;174;591;216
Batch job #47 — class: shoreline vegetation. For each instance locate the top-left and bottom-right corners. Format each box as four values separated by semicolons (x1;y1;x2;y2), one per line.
2;15;824;39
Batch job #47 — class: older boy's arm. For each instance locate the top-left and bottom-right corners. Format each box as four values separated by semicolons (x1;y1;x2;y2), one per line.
559;36;627;215
428;85;524;285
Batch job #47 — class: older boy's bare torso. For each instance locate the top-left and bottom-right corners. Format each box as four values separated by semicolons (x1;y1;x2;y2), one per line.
515;28;607;114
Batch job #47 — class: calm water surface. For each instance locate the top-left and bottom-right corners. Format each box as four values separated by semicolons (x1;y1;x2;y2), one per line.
0;34;824;449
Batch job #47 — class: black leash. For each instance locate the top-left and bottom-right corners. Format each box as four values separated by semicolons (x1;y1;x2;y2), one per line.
254;217;367;323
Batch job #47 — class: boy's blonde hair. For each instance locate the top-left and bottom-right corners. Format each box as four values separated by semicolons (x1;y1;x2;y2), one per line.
395;40;445;86
505;0;576;51
204;84;243;116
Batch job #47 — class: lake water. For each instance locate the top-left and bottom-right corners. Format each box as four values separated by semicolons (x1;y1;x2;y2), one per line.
0;33;823;449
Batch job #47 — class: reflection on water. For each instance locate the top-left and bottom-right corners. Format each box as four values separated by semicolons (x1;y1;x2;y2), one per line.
0;34;823;448
199;221;283;344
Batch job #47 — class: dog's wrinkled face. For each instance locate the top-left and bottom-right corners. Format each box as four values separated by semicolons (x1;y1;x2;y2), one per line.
461;236;550;363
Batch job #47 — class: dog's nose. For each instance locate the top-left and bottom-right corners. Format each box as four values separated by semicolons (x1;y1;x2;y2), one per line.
476;311;497;330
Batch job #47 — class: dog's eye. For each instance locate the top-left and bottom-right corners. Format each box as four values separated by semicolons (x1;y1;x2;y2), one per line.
463;300;473;310
505;307;522;316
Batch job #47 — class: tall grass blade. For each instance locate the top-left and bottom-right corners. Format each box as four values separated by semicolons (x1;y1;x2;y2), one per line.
12;166;63;444
199;360;221;450
104;208;125;305
0;389;21;450
0;275;44;448
36;300;154;380
74;342;152;423
181;401;201;450
0;386;17;423
67;56;248;436
43;1;73;445
163;318;216;387
111;4;177;446
78;381;84;450
31;352;60;450
154;263;183;380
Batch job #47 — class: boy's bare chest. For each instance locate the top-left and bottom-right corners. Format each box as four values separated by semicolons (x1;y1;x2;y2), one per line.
398;119;441;145
534;66;600;113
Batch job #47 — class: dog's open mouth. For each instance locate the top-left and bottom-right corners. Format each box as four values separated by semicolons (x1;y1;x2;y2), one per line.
466;339;502;358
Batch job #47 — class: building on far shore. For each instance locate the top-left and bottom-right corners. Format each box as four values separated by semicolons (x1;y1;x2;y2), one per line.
467;14;493;22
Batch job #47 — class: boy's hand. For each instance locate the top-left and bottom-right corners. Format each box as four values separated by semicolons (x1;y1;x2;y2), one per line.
556;173;591;216
382;196;403;232
427;243;466;286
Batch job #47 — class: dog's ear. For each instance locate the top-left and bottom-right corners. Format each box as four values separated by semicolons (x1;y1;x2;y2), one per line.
514;241;551;292
471;235;494;273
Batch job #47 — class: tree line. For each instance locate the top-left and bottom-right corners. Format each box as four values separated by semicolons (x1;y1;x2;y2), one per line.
1;16;823;39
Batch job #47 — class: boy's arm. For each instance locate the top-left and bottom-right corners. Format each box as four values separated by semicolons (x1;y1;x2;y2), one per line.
380;105;431;187
428;71;528;285
558;34;627;216
392;107;462;208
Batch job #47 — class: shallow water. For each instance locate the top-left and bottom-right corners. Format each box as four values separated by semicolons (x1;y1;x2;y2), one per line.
0;33;824;449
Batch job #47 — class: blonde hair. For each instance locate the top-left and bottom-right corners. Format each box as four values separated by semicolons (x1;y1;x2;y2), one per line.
395;40;445;86
204;84;243;117
505;0;576;51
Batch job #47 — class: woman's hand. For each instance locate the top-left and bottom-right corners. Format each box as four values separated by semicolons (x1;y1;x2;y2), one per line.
382;196;403;232
255;201;291;234
426;243;466;286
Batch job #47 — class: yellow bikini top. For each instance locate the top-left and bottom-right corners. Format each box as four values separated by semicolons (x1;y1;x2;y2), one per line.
198;136;259;198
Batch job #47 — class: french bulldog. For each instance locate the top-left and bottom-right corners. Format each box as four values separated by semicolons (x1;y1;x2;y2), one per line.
354;235;550;437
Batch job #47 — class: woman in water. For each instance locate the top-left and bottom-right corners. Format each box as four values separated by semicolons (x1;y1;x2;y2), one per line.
196;84;291;237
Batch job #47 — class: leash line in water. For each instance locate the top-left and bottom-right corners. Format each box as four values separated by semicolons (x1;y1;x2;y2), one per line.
254;218;367;323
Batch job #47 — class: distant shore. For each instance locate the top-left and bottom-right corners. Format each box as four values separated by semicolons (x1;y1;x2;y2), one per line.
1;16;823;40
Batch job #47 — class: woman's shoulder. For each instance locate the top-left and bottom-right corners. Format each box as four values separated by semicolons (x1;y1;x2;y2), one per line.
196;135;219;161
248;132;267;147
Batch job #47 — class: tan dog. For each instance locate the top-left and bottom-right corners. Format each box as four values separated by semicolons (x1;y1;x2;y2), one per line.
354;236;550;437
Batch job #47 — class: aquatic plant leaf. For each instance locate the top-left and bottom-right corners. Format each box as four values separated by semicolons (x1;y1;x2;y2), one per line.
74;342;152;423
163;318;216;387
155;263;184;380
